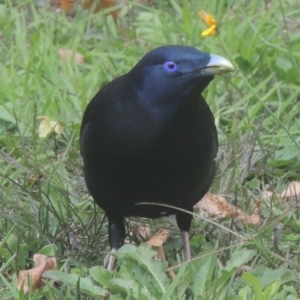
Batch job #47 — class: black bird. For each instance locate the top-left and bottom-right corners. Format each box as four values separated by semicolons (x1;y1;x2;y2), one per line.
80;45;234;269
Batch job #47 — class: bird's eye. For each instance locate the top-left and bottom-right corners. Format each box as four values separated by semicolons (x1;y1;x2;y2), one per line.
164;61;177;72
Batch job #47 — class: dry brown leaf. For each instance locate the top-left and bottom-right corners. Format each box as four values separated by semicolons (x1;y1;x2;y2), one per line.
260;181;300;203
156;246;166;261
52;0;76;13
52;0;118;20
145;228;169;247
195;192;240;218
58;49;85;63
131;224;152;242
146;228;169;261
81;0;118;21
280;181;300;201
235;201;261;225
17;254;57;294
261;190;273;199
195;192;261;225
143;228;175;278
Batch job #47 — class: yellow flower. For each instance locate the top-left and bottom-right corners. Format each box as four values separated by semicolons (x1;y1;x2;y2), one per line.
37;116;64;139
198;10;217;37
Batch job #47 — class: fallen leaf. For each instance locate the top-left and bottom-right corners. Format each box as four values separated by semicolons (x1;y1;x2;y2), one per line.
52;0;76;13
195;192;240;218
145;228;169;248
195;192;261;225
52;0;118;21
58;49;85;63
38;116;64;139
131;224;152;242
235;201;261;225
261;190;273;199
260;181;300;203
17;254;57;294
146;228;169;261
280;181;300;200
81;0;118;21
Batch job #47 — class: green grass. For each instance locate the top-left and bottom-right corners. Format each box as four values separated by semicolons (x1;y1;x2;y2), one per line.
0;0;300;298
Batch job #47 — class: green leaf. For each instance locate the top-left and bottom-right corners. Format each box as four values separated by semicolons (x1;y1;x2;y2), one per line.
38;244;56;256
276;56;293;72
110;277;156;300
238;286;253;300
191;253;217;296
89;266;111;288
217;269;237;292
44;270;107;297
116;244;169;294
161;263;186;300
259;268;296;289
0;103;16;123
242;272;262;298
270;144;300;167
182;0;192;34
110;278;138;298
262;280;281;300
224;250;256;271
116;244;137;257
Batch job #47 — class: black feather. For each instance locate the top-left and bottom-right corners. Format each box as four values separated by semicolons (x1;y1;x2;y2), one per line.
80;45;231;257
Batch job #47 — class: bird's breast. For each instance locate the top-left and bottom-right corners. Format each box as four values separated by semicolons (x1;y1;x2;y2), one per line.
82;96;217;217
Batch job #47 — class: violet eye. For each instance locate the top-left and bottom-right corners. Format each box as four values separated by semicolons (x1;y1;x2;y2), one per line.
164;61;177;72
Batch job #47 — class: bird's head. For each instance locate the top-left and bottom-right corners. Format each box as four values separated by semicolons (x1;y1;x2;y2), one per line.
128;45;234;105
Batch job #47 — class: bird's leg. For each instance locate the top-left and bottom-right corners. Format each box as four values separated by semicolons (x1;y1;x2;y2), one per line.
176;208;193;261
106;213;126;271
107;249;116;271
181;231;191;261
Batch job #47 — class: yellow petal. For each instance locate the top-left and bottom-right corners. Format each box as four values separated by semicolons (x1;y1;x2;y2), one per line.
37;116;64;139
198;10;217;27
201;25;217;37
37;116;52;139
50;121;64;135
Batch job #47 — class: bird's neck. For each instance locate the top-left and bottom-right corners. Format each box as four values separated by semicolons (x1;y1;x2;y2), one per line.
134;83;204;126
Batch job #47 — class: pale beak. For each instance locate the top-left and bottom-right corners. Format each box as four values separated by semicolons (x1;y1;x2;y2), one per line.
199;54;234;76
